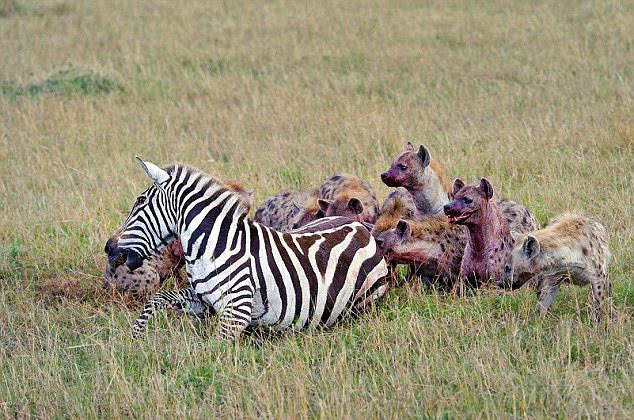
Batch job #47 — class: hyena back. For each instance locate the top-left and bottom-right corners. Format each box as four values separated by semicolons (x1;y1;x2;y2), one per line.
318;174;379;224
254;188;322;232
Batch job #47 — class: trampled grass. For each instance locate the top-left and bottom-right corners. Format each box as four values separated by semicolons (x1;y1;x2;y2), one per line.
0;0;632;417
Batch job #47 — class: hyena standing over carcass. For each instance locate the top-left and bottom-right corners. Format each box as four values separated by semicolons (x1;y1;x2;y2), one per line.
317;174;380;224
497;213;614;321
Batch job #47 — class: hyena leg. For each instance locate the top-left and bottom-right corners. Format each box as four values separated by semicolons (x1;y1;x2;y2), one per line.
536;283;561;318
589;274;615;322
214;287;254;341
132;288;207;338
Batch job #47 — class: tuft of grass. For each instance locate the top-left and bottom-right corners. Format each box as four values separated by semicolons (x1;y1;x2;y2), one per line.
1;68;122;98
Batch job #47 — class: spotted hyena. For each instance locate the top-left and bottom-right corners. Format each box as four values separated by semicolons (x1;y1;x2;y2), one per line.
496;213;613;321
443;178;515;290
372;197;466;290
317;174;379;224
382;142;538;232
103;230;186;296
104;179;253;295
381;142;452;216
254;188;323;232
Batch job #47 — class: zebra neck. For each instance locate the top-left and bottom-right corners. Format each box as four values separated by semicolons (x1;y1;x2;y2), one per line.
179;204;248;265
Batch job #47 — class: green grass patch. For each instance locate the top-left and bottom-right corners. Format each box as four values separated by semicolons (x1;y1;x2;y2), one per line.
1;68;122;98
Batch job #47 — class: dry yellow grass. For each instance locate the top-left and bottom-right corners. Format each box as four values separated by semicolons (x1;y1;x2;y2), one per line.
0;0;632;417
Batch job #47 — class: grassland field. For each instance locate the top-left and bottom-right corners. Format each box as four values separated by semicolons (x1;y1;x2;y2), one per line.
0;0;633;417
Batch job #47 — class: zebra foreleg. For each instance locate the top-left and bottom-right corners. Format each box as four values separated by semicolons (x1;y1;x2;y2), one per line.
132;288;209;338
214;287;254;341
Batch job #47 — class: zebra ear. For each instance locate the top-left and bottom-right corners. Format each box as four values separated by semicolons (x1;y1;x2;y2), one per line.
136;157;170;185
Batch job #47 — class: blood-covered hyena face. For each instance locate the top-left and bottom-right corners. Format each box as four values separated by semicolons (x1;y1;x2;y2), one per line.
318;198;364;222
371;220;412;255
496;233;541;289
381;143;431;188
443;178;494;225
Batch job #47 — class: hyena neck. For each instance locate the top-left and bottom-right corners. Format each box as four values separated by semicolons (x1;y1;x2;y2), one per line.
465;202;508;259
408;174;449;216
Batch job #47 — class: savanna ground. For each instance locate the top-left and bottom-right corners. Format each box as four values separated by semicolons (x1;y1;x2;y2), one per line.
1;0;633;417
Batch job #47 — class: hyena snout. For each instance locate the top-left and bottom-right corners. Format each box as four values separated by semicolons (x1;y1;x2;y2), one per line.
104;237;117;255
106;242;144;271
381;171;399;187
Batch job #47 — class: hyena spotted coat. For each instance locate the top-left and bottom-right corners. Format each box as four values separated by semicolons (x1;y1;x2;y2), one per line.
497;213;613;321
318;174;380;224
254;188;323;232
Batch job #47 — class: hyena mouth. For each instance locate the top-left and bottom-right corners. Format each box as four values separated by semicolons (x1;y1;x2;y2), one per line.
447;212;474;225
110;253;127;268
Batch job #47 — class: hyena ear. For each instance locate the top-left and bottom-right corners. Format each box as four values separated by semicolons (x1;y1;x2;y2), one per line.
136;157;170;185
452;178;465;196
478;178;494;200
510;231;523;244
522;235;540;259
347;198;364;215
417;145;431;168
318;199;332;213
405;142;415;152
396;220;412;242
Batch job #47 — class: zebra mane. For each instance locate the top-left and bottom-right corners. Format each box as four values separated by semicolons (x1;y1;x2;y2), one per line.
165;164;248;216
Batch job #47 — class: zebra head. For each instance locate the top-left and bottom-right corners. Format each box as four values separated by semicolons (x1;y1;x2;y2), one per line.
105;157;178;271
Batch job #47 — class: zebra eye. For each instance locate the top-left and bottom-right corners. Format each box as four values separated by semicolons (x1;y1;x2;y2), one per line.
136;196;146;206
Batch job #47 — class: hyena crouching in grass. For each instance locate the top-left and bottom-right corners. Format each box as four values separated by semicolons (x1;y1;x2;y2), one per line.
254;188;323;232
497;213;613;321
372;197;466;290
104;180;253;296
443;178;515;290
317;174;380;224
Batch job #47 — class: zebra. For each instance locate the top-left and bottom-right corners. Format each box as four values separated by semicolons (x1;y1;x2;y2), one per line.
107;158;390;340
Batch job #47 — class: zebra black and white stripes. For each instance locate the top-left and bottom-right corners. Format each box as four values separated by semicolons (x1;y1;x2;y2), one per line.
108;159;389;340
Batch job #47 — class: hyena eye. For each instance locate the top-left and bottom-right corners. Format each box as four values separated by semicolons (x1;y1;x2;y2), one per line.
463;197;472;204
398;164;407;171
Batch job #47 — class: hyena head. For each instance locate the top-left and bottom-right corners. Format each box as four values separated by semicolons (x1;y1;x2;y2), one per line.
318;195;365;222
496;232;541;289
443;178;494;225
105;158;179;271
381;142;431;189
371;220;412;255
